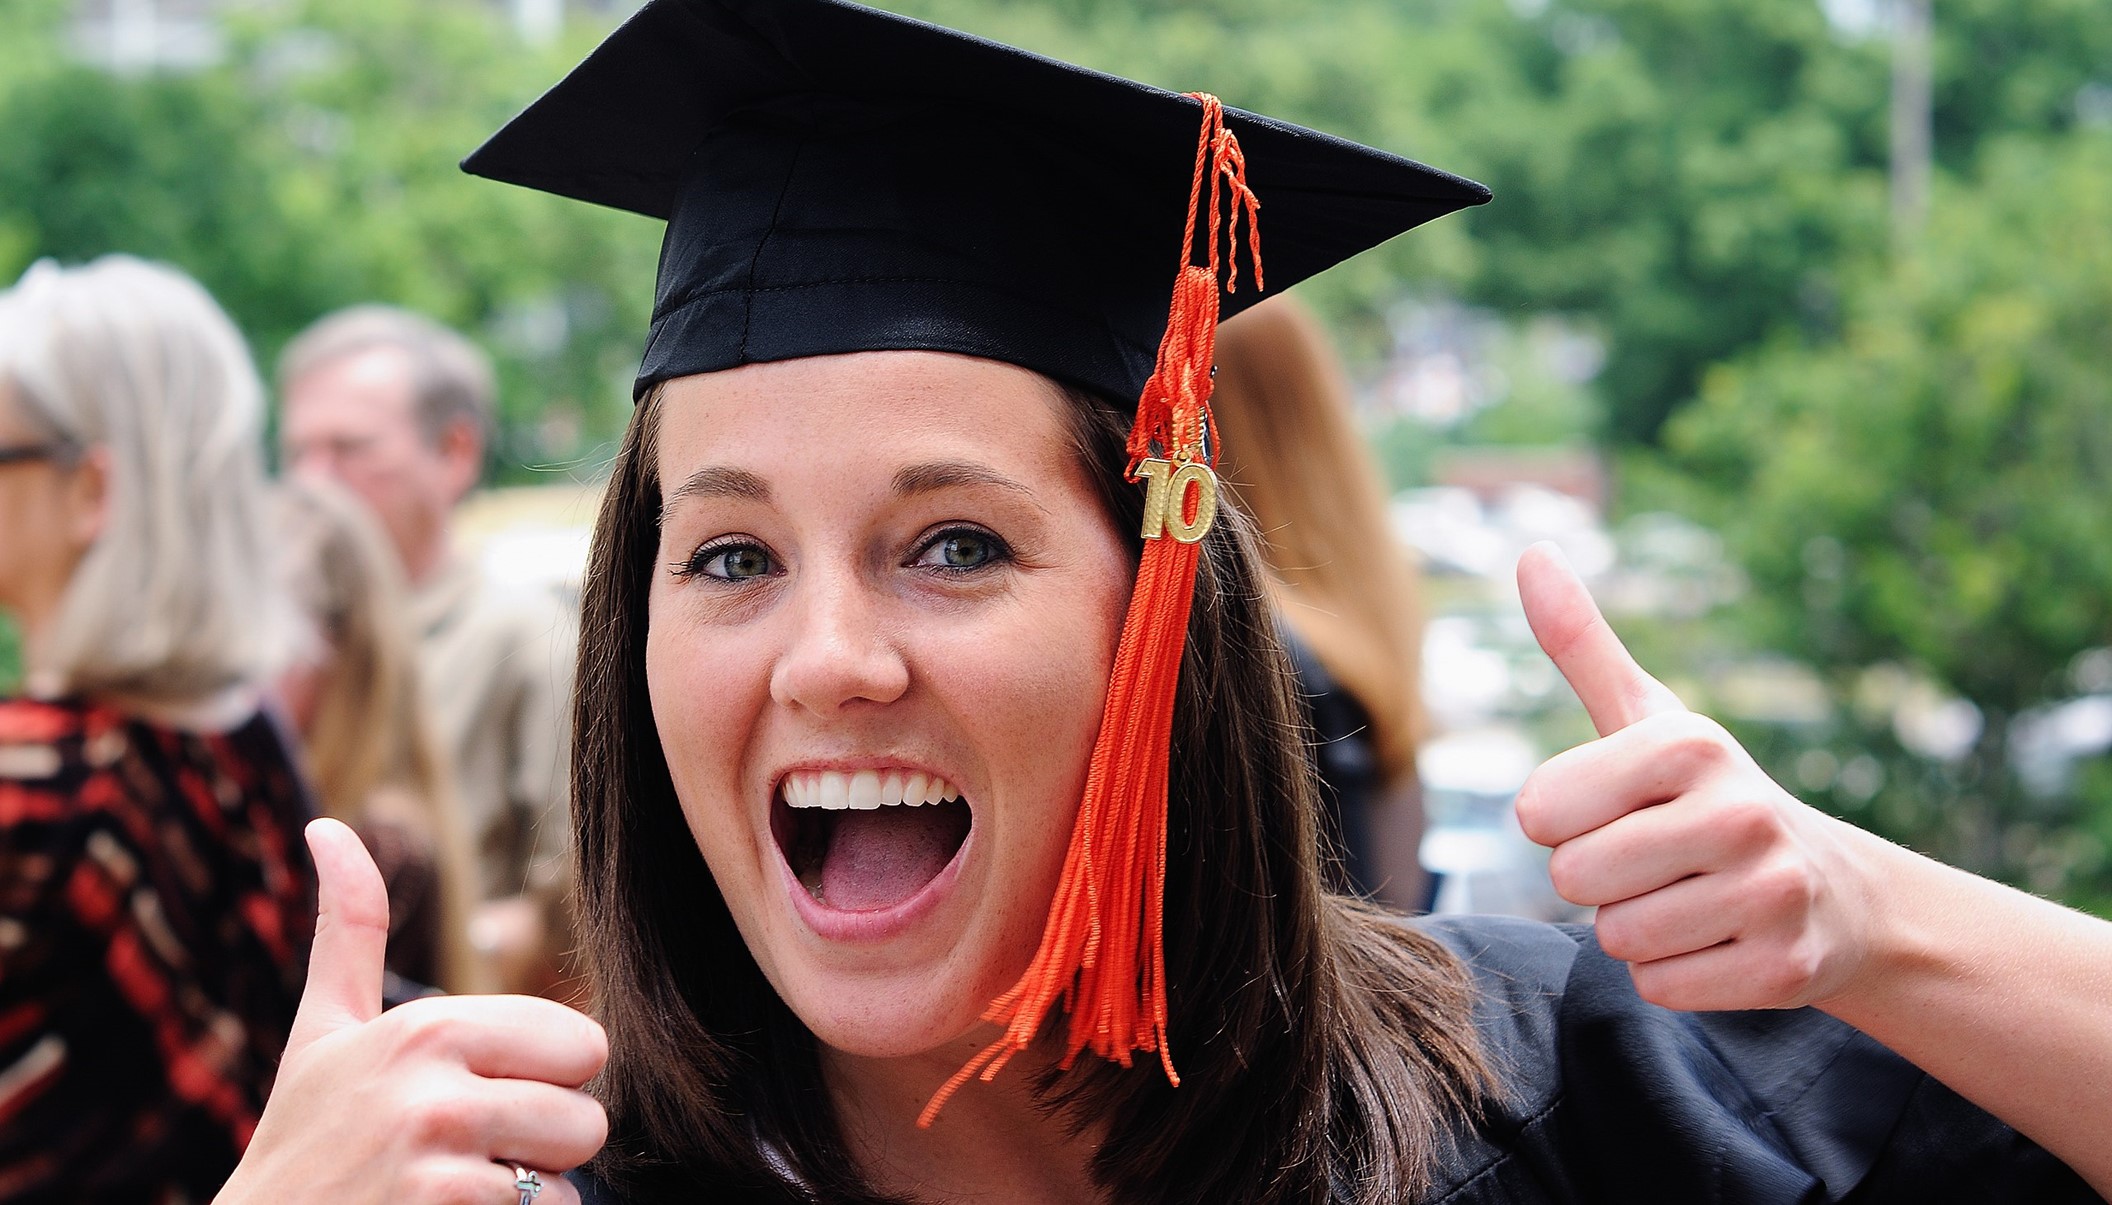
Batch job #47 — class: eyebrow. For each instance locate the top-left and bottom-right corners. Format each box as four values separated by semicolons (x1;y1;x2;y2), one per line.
892;459;1040;504
665;465;772;509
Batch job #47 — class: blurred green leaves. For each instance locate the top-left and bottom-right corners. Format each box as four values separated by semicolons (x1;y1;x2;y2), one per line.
1660;130;2112;896
0;615;18;697
0;0;661;479
3;0;2110;904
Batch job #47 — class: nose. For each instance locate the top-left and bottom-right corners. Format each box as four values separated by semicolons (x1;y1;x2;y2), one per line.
769;563;910;715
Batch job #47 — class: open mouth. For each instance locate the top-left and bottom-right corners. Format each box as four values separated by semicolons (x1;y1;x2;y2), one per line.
773;769;973;914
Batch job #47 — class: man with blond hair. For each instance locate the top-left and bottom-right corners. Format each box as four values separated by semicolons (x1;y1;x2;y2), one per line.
277;306;572;993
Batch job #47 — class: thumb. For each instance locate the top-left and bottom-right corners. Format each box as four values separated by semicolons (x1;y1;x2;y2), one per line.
1517;541;1685;736
287;817;389;1057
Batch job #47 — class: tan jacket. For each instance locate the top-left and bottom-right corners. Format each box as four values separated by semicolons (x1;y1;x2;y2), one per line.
408;555;575;901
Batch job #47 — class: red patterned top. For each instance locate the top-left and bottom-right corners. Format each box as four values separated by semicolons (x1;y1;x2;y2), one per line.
0;698;314;1202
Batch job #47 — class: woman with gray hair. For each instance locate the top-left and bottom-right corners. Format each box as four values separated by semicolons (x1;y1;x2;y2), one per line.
0;256;315;1199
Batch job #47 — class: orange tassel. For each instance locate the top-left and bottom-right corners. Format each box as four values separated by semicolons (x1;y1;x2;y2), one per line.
920;93;1262;1128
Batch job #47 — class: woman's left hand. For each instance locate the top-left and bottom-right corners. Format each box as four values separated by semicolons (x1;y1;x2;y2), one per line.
1512;544;2112;1194
1511;543;1887;1011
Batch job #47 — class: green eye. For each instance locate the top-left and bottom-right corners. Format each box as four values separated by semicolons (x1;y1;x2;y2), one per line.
688;543;775;581
916;528;1009;571
939;533;992;567
720;547;773;578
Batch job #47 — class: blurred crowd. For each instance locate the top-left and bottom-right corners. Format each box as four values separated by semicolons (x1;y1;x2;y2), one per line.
0;257;576;1198
0;256;1439;1198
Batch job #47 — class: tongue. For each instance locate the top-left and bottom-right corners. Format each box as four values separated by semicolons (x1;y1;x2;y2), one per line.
819;803;965;912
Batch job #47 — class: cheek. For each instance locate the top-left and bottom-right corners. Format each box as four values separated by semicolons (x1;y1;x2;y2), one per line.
952;545;1132;884
644;601;767;881
0;484;76;592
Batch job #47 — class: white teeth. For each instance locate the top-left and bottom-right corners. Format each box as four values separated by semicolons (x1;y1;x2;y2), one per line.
818;773;848;810
783;769;958;810
848;770;881;810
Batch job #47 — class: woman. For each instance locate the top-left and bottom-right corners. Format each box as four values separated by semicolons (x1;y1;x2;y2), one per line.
220;2;2112;1202
1212;294;1432;909
274;476;488;998
0;256;314;1198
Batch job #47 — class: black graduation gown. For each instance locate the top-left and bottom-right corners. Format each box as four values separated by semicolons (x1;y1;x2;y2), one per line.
1282;629;1385;900
1418;914;2097;1204
573;914;2100;1204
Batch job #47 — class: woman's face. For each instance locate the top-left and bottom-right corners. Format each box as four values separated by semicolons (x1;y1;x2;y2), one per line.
0;385;98;632
646;351;1131;1059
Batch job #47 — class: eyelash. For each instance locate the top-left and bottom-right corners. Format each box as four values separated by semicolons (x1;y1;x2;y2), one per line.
911;525;1013;574
670;537;777;583
668;526;1013;584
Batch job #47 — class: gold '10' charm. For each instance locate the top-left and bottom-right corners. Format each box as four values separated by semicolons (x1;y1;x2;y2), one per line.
1135;458;1219;543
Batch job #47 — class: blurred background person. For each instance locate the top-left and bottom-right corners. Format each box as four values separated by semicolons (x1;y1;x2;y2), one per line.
275;306;575;996
1213;293;1433;911
273;476;490;1000
0;256;312;1199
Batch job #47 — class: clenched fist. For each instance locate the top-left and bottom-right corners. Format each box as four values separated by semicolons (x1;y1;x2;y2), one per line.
1514;544;1886;1012
216;820;608;1204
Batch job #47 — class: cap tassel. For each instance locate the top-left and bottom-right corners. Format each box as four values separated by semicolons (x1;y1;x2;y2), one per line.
920;94;1262;1128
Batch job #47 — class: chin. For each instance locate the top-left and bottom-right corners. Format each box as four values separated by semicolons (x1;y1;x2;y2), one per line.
760;922;1037;1063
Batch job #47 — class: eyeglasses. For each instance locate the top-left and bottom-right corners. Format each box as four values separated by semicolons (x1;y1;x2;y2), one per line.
0;442;66;468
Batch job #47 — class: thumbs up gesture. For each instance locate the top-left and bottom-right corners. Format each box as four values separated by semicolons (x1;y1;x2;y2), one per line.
216;820;607;1204
1514;544;1886;1011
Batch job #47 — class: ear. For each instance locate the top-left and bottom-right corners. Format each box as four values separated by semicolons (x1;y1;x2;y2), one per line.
434;417;485;505
63;445;112;552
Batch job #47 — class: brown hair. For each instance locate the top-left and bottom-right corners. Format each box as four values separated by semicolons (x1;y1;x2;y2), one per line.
274;477;487;994
1211;295;1426;785
573;380;1491;1203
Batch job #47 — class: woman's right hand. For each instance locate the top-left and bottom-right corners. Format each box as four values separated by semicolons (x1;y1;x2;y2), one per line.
216;819;608;1204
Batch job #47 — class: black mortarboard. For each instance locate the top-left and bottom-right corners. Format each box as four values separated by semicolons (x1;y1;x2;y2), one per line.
462;0;1489;403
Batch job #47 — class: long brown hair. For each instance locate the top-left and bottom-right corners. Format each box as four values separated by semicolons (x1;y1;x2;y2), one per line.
1211;295;1425;786
275;477;487;995
574;380;1491;1203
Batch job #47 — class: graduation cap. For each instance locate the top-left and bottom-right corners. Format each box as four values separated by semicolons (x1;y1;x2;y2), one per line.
465;0;1487;1123
462;0;1486;404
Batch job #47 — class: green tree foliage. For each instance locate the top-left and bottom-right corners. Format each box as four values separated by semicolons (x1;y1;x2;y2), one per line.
1431;0;1892;444
0;0;662;477
0;615;18;696
4;0;2110;910
883;0;2110;445
1661;131;2112;902
878;0;1898;443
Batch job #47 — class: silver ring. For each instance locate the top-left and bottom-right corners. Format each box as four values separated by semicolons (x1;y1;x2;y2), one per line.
512;1165;543;1205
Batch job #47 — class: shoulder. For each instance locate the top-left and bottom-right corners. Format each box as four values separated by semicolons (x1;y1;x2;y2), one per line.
0;697;133;810
427;560;575;663
0;696;93;742
1409;912;1582;1095
459;556;570;629
1403;912;1582;1188
0;697;103;775
1411;911;1585;979
1412;914;2098;1204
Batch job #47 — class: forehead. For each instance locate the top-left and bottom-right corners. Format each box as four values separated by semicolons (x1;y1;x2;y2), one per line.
282;346;421;434
0;379;42;440
653;351;1078;479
